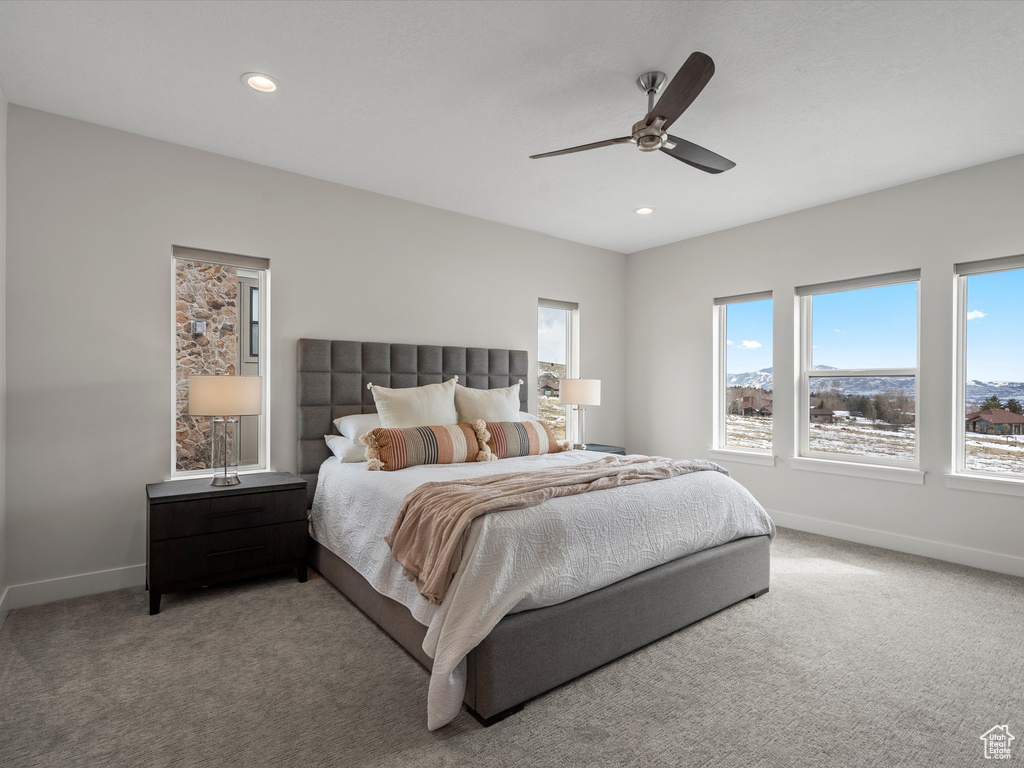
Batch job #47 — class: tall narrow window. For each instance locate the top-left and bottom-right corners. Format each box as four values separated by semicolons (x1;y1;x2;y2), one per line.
714;292;774;452
955;256;1024;478
537;299;579;442
173;247;269;476
797;271;919;466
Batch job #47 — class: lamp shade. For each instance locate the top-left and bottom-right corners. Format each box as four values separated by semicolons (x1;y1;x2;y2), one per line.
559;378;601;406
188;375;263;416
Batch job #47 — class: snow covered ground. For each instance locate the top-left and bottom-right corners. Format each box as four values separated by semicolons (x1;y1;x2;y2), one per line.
538;395;566;441
965;434;1024;475
808;421;916;461
724;416;773;451
725;415;1024;475
726;416;915;459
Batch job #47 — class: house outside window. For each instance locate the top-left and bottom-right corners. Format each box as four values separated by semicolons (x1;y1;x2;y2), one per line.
172;246;269;477
955;255;1024;478
538;299;579;443
713;292;773;453
796;270;920;466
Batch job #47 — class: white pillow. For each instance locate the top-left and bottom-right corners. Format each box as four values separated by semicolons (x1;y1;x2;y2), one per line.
455;382;522;422
333;413;381;441
324;434;367;463
518;411;540;422
368;377;458;428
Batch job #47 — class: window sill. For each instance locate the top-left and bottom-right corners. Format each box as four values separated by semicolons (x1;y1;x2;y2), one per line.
790;456;924;484
168;466;269;483
708;449;776;467
946;473;1024;498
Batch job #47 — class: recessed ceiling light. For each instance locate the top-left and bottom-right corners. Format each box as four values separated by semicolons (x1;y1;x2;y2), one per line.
242;72;277;93
634;207;655;215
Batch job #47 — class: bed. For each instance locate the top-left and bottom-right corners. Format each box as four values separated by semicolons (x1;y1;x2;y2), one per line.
297;338;772;728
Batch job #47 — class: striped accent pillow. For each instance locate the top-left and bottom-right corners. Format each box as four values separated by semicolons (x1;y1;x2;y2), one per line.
485;420;565;459
363;422;490;471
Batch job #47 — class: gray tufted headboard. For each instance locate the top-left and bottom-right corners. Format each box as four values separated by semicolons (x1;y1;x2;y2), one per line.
297;339;529;507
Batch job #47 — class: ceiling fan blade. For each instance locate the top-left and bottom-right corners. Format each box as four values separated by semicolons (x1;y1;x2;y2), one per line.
647;52;715;130
530;137;632;159
661;136;735;174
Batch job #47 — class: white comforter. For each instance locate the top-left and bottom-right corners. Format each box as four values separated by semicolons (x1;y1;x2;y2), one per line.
309;451;774;729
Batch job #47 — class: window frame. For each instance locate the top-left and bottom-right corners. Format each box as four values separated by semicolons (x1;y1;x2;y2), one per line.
796;270;921;469
249;285;260;358
952;253;1024;482
712;290;774;456
538;298;579;445
170;246;271;480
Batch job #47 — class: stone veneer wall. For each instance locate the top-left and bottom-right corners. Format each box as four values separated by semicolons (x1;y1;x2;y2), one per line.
175;261;238;471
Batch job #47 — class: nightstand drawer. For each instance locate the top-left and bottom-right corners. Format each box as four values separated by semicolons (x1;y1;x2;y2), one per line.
150;488;306;540
149;520;307;584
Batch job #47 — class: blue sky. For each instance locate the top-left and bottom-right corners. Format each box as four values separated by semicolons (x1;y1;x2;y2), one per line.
725;274;1024;382
726;299;773;373
966;270;1024;382
538;306;567;364
811;283;917;369
726;285;920;375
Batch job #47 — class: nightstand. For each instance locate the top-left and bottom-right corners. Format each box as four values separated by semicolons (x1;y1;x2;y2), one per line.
582;444;626;455
146;471;308;615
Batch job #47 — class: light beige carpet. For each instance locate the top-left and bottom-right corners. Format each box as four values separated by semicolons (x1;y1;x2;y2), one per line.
1;527;1021;767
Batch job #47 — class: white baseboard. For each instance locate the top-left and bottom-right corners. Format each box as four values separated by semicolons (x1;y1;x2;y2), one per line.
2;564;146;612
769;509;1024;579
0;587;9;632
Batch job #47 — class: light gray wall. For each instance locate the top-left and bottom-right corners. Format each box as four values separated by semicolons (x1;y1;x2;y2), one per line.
626;153;1024;576
5;106;627;591
0;92;8;625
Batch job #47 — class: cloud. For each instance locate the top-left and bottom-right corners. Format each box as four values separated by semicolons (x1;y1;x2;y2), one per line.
740;340;762;349
834;329;845;334
967;310;986;321
537;308;567;363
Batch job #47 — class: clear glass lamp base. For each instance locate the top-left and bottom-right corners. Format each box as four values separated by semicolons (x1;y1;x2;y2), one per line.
572;406;588;452
210;416;240;487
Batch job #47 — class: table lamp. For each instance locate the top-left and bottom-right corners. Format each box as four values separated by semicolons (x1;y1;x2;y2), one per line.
559;378;601;450
188;375;263;486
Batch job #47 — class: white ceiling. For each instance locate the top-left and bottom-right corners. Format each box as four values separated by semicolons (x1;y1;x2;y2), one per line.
2;0;1023;254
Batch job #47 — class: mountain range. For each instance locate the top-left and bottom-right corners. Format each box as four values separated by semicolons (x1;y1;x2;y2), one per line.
727;367;1024;401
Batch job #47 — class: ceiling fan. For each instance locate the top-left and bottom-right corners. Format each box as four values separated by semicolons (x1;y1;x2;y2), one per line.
529;51;735;174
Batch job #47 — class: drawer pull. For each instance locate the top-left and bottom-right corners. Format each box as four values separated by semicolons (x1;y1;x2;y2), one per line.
206;545;265;558
205;507;263;519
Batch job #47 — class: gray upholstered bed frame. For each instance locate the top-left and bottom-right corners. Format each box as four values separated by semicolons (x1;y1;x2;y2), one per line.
297;338;770;726
298;339;528;508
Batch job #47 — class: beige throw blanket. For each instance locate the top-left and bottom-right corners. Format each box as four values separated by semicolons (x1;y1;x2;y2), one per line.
385;454;728;604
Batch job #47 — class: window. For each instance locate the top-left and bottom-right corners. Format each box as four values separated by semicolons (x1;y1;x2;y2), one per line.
797;271;919;466
537;299;579;442
714;292;773;452
173;246;269;476
955;255;1024;478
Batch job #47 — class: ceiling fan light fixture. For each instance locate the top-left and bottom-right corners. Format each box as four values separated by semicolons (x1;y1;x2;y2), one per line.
634;207;655;216
242;72;277;93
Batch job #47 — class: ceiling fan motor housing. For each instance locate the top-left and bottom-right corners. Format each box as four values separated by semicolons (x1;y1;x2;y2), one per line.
632;118;670;152
637;135;662;151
